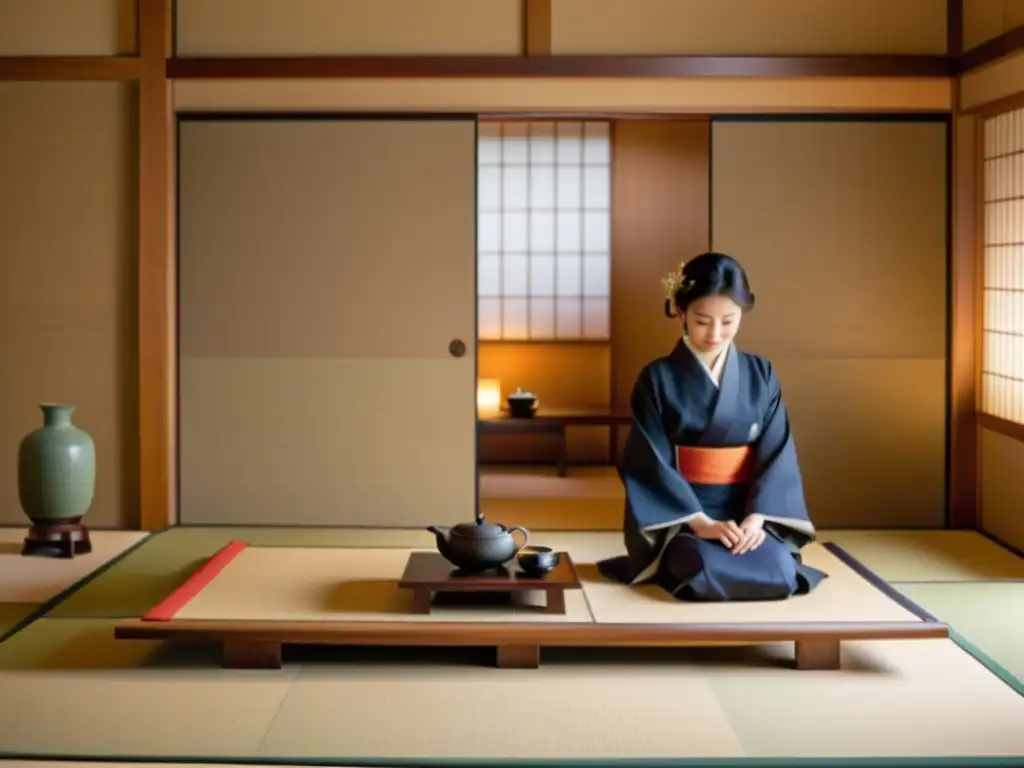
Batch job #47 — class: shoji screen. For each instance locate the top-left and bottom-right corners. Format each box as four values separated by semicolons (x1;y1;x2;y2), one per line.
177;117;478;527
982;108;1024;425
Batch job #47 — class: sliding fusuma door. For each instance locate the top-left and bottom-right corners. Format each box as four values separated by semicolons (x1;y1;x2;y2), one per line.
177;117;477;526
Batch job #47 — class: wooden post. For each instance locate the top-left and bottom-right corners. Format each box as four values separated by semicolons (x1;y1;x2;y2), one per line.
138;0;176;531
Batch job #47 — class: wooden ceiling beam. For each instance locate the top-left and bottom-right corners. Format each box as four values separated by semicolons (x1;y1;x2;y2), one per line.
166;54;953;79
0;56;139;80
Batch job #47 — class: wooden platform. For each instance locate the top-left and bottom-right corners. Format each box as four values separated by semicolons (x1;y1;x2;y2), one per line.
113;541;949;672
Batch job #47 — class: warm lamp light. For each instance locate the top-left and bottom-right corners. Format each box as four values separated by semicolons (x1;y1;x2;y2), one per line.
477;378;502;419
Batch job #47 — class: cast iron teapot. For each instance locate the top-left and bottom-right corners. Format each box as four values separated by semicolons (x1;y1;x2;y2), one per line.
427;511;529;573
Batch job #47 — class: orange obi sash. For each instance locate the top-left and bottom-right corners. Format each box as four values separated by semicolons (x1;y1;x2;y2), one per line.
674;445;754;485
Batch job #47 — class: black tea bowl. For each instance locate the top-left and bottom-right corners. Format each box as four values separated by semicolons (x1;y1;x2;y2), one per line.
517;545;560;577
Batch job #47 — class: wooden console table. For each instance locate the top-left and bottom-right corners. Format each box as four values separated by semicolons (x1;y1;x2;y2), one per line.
477;408;632;476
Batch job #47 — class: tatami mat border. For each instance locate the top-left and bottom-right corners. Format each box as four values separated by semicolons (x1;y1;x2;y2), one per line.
0;753;1023;767
821;543;941;621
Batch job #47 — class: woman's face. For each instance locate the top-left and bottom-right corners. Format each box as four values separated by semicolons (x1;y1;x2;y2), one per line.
682;294;743;354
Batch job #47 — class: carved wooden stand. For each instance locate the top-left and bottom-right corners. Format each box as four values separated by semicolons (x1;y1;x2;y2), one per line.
22;516;92;559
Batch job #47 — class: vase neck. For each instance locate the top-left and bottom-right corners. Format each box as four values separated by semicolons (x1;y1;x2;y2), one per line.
40;404;75;427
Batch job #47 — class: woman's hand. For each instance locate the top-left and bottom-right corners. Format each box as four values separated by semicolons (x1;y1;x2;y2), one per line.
733;513;766;555
689;516;743;549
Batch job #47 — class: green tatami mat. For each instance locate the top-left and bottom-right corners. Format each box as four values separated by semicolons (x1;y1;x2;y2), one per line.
0;617;200;670
46;526;433;618
706;638;1024;760
0;618;298;758
895;581;1024;685
0;603;37;638
3;626;1024;763
45;525;1024;618
823;530;1024;581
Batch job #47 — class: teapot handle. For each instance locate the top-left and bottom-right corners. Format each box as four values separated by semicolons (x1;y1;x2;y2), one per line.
507;525;530;554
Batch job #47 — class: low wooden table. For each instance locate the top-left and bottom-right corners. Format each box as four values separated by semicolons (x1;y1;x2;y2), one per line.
397;550;583;668
398;551;582;615
478;408;632;476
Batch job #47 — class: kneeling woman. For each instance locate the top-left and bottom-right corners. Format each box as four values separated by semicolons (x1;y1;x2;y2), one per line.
598;252;827;601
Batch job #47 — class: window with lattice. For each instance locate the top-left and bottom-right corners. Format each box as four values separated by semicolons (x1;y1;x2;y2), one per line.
477;120;611;341
982;108;1024;424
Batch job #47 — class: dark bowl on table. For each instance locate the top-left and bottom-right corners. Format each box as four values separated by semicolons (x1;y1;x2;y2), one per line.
517;546;560;577
507;390;538;418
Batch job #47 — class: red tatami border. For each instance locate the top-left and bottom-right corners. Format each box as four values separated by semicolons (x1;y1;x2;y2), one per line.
141;540;249;622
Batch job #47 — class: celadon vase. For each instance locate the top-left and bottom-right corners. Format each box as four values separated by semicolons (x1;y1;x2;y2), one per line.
17;403;96;527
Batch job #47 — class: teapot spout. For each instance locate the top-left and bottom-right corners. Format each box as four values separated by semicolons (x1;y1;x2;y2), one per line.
426;525;450;546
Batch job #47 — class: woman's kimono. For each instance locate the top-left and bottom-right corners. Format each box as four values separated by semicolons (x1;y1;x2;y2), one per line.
597;338;827;601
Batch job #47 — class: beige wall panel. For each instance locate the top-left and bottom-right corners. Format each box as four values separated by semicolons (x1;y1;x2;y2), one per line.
0;0;121;55
711;120;948;529
774;357;947;529
551;0;946;55
711;120;948;359
178;119;474;360
0;82;137;529
980;428;1024;551
175;0;521;56
961;49;1024;110
173;78;953;115
179;358;474;527
178;118;476;527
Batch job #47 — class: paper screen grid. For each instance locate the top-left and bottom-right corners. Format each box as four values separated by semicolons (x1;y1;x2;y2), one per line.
983;107;1024;425
477;120;612;341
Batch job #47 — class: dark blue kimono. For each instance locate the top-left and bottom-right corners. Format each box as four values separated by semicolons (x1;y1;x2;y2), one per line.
597;339;827;601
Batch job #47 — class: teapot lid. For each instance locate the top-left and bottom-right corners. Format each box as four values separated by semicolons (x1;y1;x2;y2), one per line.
451;521;507;538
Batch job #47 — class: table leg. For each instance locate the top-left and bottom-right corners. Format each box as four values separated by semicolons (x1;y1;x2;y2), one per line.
794;639;841;670
497;644;540;669
557;427;568;477
411;588;433;614
223;640;282;669
545;589;566;614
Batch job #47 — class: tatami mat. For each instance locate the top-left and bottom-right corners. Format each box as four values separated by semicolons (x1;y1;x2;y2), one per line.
0;604;36;638
582;544;922;624
1;618;1023;761
0;617;195;670
44;526;432;618
0;618;297;757
41;525;1024;621
896;582;1024;685
479;467;623;530
707;638;1024;759
46;529;623;619
0;522;1021;764
177;546;591;622
824;530;1024;581
166;540;920;627
260;662;744;760
0;528;149;603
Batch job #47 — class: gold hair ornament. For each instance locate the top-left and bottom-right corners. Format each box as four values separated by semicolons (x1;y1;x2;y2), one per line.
661;260;696;300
